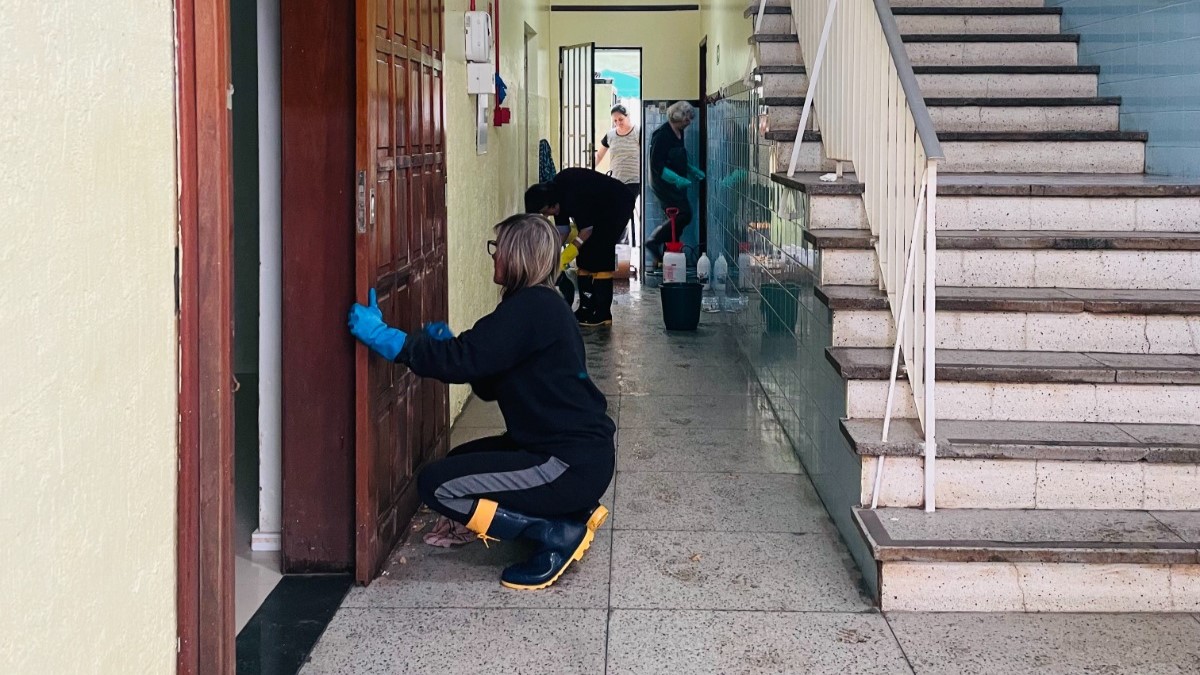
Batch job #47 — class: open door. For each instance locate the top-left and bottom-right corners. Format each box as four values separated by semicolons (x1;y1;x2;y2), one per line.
353;0;450;584
559;41;595;169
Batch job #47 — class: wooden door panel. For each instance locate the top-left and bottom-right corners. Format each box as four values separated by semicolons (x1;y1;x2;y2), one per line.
356;0;447;584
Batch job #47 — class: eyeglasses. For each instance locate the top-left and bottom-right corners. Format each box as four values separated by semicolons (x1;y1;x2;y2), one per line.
486;240;498;256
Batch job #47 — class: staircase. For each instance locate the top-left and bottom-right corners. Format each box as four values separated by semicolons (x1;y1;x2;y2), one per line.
747;0;1200;612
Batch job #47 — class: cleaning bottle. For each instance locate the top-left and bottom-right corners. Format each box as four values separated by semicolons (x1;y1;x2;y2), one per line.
663;242;687;284
696;252;711;283
714;253;729;310
737;243;753;290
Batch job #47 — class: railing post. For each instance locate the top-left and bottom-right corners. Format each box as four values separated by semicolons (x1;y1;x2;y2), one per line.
923;160;938;513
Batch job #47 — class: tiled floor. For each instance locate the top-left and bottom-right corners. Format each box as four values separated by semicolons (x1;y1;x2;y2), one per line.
302;283;1200;674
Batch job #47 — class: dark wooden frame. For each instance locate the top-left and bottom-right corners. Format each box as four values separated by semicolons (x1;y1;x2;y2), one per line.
176;0;235;670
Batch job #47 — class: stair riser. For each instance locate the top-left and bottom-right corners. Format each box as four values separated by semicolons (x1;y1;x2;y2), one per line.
809;195;867;230
831;309;1200;355
762;72;1098;99
756;41;803;66
938;196;1200;233
907;42;1078;67
821;248;1200;290
769;142;836;173
878;562;1200;612
915;72;1097;98
930;105;1119;133
895;14;1060;35
753;13;793;34
845;379;1200;425
764;107;817;132
859;456;1200;510
892;0;1046;6
942;140;1144;173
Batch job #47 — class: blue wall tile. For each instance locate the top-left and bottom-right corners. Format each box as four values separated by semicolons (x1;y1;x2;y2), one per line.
1047;0;1200;178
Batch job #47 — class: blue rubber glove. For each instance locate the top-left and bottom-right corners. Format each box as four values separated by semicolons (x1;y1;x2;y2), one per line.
348;289;407;361
424;322;455;341
662;167;693;189
687;164;706;181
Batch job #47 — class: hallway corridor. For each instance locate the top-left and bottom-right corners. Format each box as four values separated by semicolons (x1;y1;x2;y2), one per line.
301;285;1200;674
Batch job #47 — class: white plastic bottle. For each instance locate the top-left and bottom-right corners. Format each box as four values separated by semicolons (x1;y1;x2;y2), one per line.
713;253;729;309
663;243;687;284
696;252;711;283
737;243;753;290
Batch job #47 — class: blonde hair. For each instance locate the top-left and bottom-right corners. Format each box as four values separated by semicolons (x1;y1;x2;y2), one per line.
494;213;559;296
666;100;695;124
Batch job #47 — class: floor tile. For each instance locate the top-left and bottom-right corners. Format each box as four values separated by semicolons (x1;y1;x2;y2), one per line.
617;425;800;473
237;575;352;675
301;608;608;674
886;612;1200;675
342;529;611;610
610;530;869;611
607;610;913;675
614;472;826;532
619;394;778;429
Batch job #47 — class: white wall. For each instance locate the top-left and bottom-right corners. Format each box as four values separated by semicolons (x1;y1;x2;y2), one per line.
0;1;178;671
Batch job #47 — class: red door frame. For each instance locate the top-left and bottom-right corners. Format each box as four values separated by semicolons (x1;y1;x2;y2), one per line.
176;0;235;669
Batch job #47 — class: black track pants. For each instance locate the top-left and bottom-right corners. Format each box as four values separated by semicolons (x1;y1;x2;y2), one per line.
417;434;614;524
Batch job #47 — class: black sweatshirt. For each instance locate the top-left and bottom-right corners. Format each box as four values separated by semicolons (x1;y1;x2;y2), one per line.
397;285;615;464
649;122;688;197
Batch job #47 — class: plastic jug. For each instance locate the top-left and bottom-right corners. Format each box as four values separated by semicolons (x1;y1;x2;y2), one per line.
737;243;754;290
714;253;729;284
696;252;711;283
663;242;687;284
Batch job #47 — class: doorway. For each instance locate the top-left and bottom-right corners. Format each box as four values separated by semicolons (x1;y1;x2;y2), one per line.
178;0;450;669
593;47;642;278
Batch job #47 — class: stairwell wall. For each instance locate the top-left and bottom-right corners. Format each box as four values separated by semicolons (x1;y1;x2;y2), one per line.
1047;0;1200;178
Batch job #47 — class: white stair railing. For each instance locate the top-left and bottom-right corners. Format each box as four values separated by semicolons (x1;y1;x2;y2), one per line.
779;0;943;511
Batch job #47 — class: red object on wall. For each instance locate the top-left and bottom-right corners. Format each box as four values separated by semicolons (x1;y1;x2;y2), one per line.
493;106;510;126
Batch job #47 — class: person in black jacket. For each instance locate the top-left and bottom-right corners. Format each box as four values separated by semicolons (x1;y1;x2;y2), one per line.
525;167;637;327
347;213;614;591
647;101;704;266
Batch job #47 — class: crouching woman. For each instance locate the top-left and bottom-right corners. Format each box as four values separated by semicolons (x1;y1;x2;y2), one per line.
347;213;614;590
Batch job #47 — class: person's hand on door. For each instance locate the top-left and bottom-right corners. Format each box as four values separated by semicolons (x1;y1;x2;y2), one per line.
348;288;407;361
424;322;455;341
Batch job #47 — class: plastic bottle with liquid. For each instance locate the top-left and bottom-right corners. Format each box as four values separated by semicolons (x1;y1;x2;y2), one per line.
737;243;753;291
696;252;711;283
713;253;729;310
662;242;687;284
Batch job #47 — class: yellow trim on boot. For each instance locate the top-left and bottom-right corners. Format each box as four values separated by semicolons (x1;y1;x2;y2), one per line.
586;505;609;533
576;268;594;278
466;499;499;546
592;271;614;280
499;527;598;591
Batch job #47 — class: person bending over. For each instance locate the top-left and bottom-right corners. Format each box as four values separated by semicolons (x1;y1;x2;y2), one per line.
525;167;636;327
347;214;614;590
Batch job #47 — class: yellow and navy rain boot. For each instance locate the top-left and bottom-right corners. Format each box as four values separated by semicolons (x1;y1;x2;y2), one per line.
465;499;604;590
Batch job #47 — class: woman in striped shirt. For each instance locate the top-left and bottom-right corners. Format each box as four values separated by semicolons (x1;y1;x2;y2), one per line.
595;104;641;201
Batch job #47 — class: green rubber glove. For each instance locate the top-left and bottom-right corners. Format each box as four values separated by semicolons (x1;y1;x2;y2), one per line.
662;167;693;189
687;164;706;181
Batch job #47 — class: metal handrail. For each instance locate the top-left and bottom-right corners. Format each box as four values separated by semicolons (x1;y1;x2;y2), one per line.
870;0;943;160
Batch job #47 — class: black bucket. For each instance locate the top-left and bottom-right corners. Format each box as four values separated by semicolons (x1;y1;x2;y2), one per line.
760;282;800;334
660;282;703;331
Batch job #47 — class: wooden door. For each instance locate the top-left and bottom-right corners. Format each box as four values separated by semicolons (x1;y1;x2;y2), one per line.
354;0;449;584
559;42;595;169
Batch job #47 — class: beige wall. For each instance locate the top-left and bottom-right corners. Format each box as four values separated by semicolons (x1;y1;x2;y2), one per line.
0;0;178;672
549;7;702;159
703;0;754;92
443;0;551;416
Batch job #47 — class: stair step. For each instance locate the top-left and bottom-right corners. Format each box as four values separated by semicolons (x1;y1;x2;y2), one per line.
895;10;1061;35
937;172;1200;197
855;507;1200;612
819;285;1200;354
843;418;1200;464
818;285;1200;314
903;34;1078;67
805;229;1200;251
891;0;1048;6
828;347;1200;386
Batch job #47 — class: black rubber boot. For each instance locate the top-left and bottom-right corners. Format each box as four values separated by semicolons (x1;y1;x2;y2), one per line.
465;500;608;590
575;273;596;324
580;277;613;327
556;271;575;307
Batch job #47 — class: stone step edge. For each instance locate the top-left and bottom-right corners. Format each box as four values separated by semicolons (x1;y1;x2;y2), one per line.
764;96;1121;107
747;4;1065;15
750;33;1080;43
825;346;1200;385
853;507;1200;565
768;171;1200;197
804;228;1200;251
816;283;1200;315
763;129;1148;142
757;65;1101;75
840;417;1200;463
